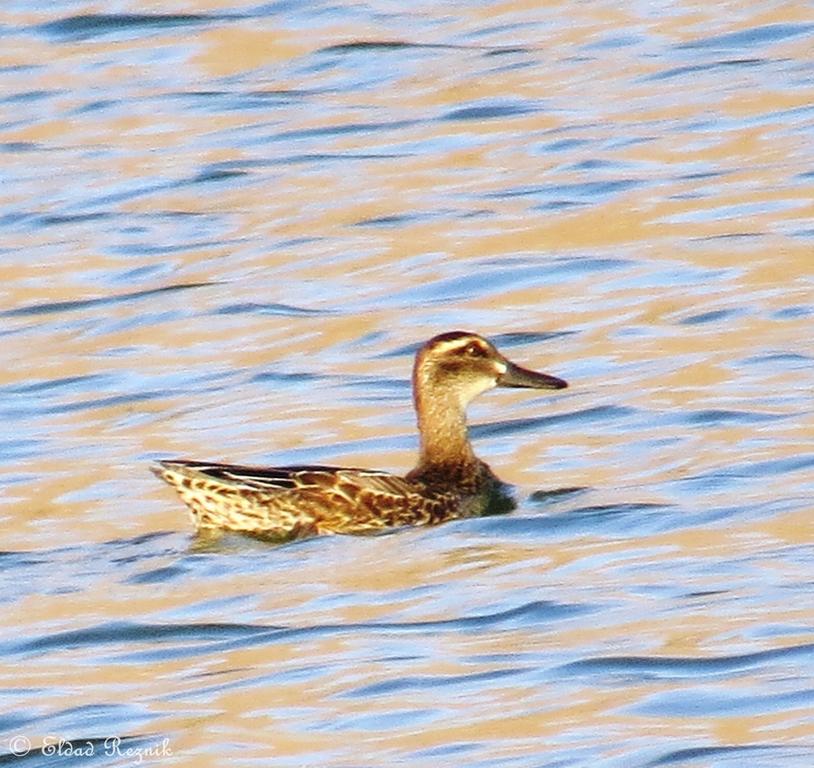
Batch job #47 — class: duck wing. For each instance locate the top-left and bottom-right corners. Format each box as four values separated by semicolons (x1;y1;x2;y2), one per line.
152;459;454;535
154;460;417;495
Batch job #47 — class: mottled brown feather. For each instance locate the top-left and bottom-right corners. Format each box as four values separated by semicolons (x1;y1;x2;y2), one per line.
151;459;504;539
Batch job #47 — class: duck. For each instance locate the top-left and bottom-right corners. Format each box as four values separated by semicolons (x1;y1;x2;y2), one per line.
152;331;567;540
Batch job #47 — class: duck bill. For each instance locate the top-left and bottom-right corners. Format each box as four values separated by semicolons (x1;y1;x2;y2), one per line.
498;361;567;390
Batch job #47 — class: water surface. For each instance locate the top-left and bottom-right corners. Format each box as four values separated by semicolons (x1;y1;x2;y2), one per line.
1;1;813;766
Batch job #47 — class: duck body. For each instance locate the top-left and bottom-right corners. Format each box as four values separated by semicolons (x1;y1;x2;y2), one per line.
153;331;567;540
152;457;511;540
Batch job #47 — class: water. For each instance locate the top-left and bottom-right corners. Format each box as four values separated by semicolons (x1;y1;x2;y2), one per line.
1;1;813;766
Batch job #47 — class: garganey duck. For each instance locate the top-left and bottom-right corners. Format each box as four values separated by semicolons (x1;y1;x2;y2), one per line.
152;331;567;540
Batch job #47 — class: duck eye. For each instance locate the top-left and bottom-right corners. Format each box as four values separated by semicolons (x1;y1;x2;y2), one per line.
464;343;485;357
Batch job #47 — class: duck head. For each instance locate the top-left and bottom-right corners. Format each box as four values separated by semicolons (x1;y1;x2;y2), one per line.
413;330;567;410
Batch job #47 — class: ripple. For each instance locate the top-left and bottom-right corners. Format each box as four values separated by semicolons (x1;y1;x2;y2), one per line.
635;687;814;718
644;58;766;82
384;257;630;304
741;351;812;367
556;642;814;680
0;89;58;104
342;667;522;698
490;330;577;347
678;308;746;325
3;601;588;661
213;302;332;317
646;745;813;767
441;100;538;121
271;119;419;143
472;406;634;439
471;502;672;540
683;409;788;426
486;179;643;203
1;369;234;419
35;212;114;228
36;12;228;41
678;455;814;488
0;283;214;319
0;374;106;397
679;22;814;50
318;41;452;54
0;438;42;462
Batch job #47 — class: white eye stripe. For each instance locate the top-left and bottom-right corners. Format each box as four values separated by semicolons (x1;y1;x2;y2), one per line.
434;338;491;356
434;339;477;354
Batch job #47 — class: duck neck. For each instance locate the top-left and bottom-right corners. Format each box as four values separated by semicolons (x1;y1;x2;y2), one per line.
412;385;478;475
